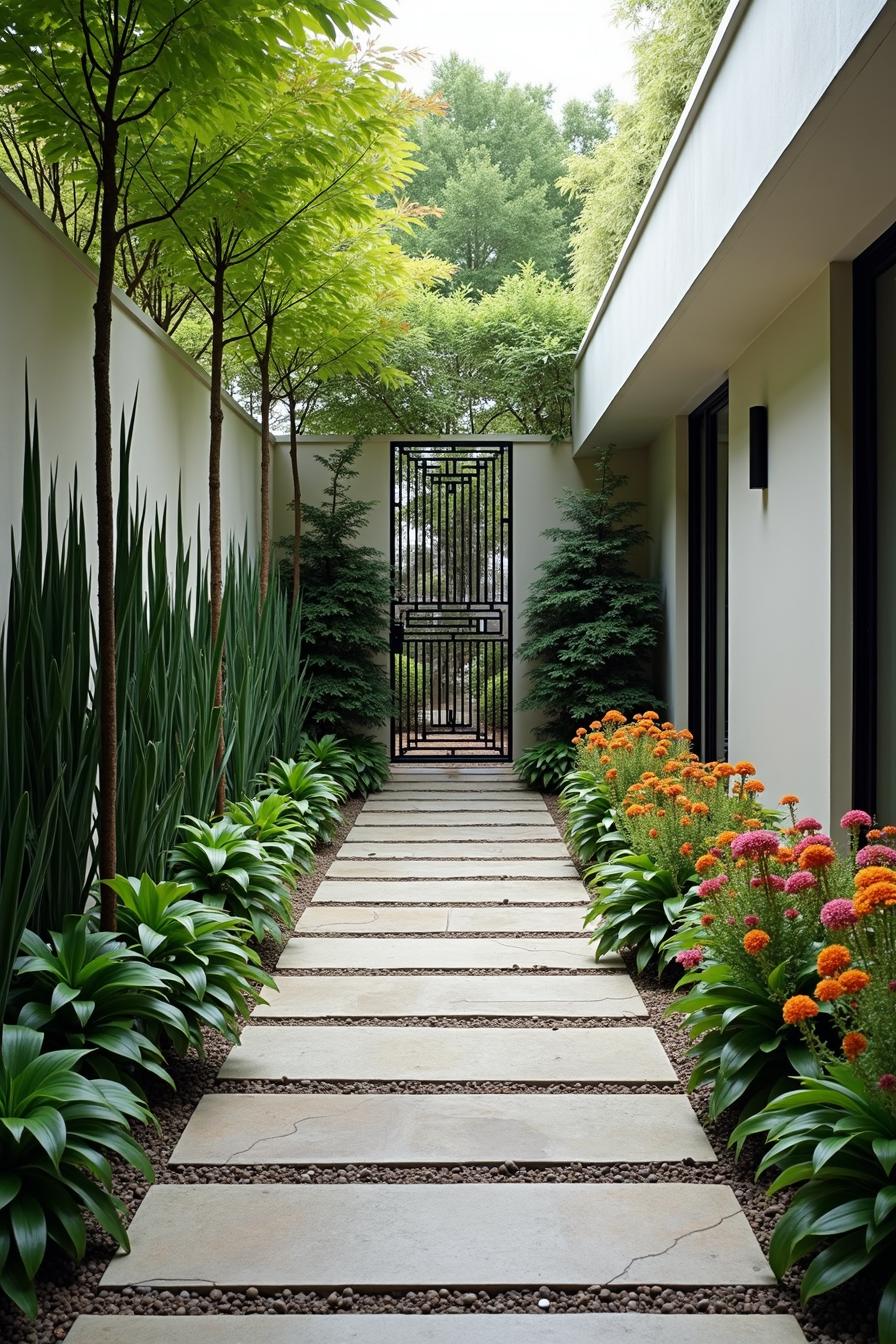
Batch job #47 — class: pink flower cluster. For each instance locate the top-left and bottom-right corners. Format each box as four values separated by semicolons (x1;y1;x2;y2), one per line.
840;808;873;830
675;946;704;970
730;830;780;860
784;870;817;895
819;898;858;930
783;907;800;920
751;874;786;891
744;914;760;928
792;833;833;858
794;817;823;833
855;844;896;868
697;874;729;898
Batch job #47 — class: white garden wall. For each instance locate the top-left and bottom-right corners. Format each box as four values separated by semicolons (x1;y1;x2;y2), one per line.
0;172;261;602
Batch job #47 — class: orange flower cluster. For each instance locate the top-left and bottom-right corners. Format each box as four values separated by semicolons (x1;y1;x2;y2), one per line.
853;865;896;917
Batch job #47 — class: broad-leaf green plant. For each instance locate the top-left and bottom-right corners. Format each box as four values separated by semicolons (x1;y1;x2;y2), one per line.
226;794;315;873
107;874;276;1047
169;817;292;943
11;914;188;1091
0;1026;155;1317
346;737;390;796
513;741;576;793
584;853;697;973
261;758;344;846
732;1066;896;1342
298;734;356;796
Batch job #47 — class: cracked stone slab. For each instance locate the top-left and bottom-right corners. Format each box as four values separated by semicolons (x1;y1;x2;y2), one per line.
339;841;568;860
100;1182;774;1289
252;973;645;1019
169;1093;716;1166
347;826;560;843
66;1317;809;1343
362;798;550;813
297;905;589;932
327;859;578;879
317;879;588;904
277;937;612;970
219;1025;676;1082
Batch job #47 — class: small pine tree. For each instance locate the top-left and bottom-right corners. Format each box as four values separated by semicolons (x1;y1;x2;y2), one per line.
292;440;391;734
518;450;662;734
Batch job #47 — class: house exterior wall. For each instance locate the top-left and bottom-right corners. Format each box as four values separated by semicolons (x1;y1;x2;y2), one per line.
272;435;646;756
0;173;261;603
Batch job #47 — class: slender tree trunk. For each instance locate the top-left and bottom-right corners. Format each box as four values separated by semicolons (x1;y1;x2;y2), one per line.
258;325;273;600
95;143;119;931
209;261;227;814
289;398;302;607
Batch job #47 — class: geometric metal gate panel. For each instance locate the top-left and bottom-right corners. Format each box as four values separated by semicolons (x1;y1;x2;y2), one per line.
390;441;512;761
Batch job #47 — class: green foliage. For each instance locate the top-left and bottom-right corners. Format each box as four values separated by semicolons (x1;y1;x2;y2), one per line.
286;441;391;732
477;666;509;731
115;409;225;877
261;759;344;846
513;742;577;793
107;874;275;1049
346;738;391;796
12;915;187;1091
560;772;625;864
585;855;696;974
0;1025;154;1318
226;794;315;874
518;451;662;734
298;735;357;797
308;269;589;440
223;545;311;799
0;403;98;938
0;793;58;1030
169;817;292;945
562;0;728;301
672;961;820;1119
733;1067;896;1341
405;56;611;291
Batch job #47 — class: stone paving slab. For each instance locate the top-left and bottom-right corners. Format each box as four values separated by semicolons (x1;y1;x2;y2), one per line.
357;812;551;826
277;937;611;970
219;1025;676;1081
381;782;527;793
347;826;560;843
100;1182;774;1288
297;905;589;932
170;1093;716;1166
326;859;578;879
316;878;587;903
363;798;549;813
67;1316;809;1343
339;842;567;860
253;974;645;1019
388;767;517;778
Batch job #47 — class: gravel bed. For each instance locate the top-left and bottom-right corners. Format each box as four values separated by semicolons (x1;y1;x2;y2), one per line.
0;788;879;1344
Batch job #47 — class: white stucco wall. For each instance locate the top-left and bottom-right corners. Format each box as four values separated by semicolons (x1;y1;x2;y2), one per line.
645;419;689;725
0;173;261;601
272;435;646;755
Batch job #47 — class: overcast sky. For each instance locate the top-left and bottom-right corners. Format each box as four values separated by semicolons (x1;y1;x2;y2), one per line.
374;0;636;116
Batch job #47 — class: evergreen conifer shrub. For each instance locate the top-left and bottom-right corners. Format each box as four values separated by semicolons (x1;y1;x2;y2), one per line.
288;441;391;733
518;451;661;734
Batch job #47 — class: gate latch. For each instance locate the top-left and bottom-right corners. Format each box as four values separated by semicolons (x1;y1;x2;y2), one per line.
390;621;404;653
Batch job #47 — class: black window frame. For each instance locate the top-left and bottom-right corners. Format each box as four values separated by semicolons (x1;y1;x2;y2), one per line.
853;219;896;813
688;382;730;760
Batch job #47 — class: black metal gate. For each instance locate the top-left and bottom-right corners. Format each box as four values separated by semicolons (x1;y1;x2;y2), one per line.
391;441;512;761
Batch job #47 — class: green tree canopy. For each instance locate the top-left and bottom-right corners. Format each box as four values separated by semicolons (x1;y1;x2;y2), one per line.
561;0;727;303
404;55;611;291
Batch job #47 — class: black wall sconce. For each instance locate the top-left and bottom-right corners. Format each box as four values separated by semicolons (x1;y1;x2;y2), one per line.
749;405;768;489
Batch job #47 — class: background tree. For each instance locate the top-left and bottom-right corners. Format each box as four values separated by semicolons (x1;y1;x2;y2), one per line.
561;0;727;302
403;55;610;291
518;450;662;734
308;266;587;439
0;0;386;925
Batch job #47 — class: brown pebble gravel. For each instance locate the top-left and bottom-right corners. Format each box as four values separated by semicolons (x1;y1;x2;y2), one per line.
0;790;878;1344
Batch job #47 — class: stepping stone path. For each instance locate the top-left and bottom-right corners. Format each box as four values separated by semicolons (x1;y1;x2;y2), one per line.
74;763;807;1342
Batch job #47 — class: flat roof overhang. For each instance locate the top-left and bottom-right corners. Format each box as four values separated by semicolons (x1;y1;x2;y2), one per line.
574;0;896;453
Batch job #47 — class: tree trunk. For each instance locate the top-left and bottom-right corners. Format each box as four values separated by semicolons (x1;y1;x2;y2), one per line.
258;325;273;600
209;261;226;814
289;400;302;607
95;146;119;931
